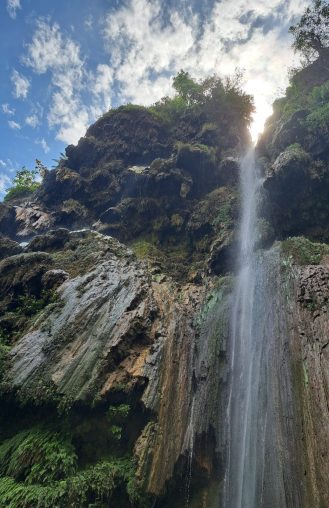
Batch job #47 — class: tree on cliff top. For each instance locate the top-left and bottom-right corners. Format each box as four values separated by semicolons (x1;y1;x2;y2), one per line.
4;163;42;202
290;0;329;61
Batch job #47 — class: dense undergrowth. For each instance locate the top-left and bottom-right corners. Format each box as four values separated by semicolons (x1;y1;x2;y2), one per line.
0;403;151;508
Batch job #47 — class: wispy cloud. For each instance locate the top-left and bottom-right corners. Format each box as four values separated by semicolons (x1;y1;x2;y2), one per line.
11;69;30;99
103;0;309;138
6;0;21;19
25;114;39;127
0;175;11;194
2;103;15;115
17;0;310;146
0;160;6;168
8;120;21;130
36;138;50;153
23;20;113;144
84;15;93;31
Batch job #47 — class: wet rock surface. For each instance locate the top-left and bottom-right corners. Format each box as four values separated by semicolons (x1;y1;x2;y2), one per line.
0;229;231;502
288;262;329;507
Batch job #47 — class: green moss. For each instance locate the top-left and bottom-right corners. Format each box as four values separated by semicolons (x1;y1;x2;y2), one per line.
175;141;217;163
0;343;10;381
195;276;233;328
199;122;217;135
130;239;161;260
306;102;329;136
281;236;329;265
212;202;233;227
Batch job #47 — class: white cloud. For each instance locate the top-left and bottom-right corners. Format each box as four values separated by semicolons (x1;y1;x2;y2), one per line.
36;138;50;153
18;1;310;145
0;160;6;168
92;64;113;111
2;103;15;115
103;0;310;138
8;120;21;130
24;20;113;144
0;175;11;193
11;70;30;99
6;0;21;19
25;114;39;127
84;15;93;31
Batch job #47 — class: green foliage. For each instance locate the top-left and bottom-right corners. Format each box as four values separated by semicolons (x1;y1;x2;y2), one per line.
16;290;59;317
0;458;150;508
51;152;68;169
289;0;329;61
0;428;77;484
4;167;40;202
175;141;217;166
0;425;150;508
107;404;131;442
213;202;234;226
107;404;131;420
307;102;329;135
281;236;329;265
149;95;189;124
172;70;203;104
150;69;254;128
131;238;161;260
0;343;10;381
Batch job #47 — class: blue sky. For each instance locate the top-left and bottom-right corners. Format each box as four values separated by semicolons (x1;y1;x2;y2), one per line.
1;0;309;198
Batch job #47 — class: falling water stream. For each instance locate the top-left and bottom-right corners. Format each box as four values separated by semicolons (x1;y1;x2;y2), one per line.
223;149;292;508
224;148;261;508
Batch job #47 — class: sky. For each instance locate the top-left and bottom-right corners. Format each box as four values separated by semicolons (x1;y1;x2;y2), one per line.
0;0;310;198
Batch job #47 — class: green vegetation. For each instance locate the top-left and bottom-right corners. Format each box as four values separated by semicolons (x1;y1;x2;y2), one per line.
281;236;329;265
0;428;76;484
4;166;41;202
16;290;59;317
150;69;255;128
289;0;329;61
0;458;148;508
131;238;162;260
175;141;217;165
107;404;131;442
0;413;151;508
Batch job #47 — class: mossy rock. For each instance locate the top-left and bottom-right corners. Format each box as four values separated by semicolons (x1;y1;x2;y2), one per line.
281;236;329;265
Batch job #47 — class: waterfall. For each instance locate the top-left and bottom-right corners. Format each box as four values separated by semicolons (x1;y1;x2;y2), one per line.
223;149;292;508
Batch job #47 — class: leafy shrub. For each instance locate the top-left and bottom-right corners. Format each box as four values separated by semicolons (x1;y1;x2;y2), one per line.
0;426;151;508
307;102;329;135
16;290;59;317
151;70;254;129
0;428;77;484
4;167;40;202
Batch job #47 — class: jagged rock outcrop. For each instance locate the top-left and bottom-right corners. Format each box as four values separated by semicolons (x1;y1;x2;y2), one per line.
0;77;254;506
0;228;231;506
258;53;329;242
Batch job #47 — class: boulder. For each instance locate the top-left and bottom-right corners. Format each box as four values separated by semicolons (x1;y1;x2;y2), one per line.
41;269;69;290
0;203;17;237
27;228;70;252
0;237;22;260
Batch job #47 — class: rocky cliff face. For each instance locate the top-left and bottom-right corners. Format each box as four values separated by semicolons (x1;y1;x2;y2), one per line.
0;86;248;507
255;53;329;506
258;54;329;242
2;60;329;507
